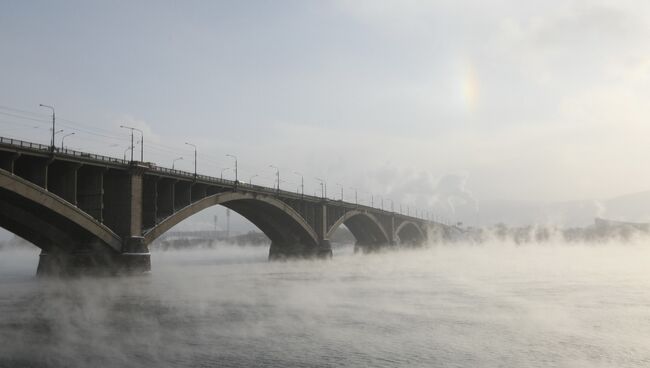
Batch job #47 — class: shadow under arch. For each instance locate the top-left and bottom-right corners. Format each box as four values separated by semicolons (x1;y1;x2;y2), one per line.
395;220;426;245
144;192;320;257
326;210;391;248
0;169;122;253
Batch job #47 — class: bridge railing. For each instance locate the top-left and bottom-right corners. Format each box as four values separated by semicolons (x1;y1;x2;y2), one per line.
149;165;313;200
0;136;295;196
58;147;129;165
0;137;51;152
0;136;130;165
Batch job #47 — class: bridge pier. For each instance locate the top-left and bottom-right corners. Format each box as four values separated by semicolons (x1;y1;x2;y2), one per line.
268;240;332;260
36;250;150;277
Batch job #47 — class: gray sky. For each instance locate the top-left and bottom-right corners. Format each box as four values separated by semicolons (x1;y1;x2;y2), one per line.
2;0;650;225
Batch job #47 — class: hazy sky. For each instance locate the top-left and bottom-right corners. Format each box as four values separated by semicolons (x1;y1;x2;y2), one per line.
2;0;650;212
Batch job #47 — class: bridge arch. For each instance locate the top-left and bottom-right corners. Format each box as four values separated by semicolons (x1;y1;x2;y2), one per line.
395;220;426;245
144;192;320;253
0;169;122;253
326;210;391;246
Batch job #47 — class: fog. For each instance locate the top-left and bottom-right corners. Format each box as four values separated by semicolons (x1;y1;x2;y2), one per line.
3;1;650;366
1;241;649;367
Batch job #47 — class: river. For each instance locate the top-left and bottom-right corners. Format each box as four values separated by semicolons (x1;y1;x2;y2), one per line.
0;242;649;367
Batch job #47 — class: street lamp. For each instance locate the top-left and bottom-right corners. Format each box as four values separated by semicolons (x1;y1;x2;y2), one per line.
269;165;279;192
315;177;325;199
221;167;230;180
248;174;258;185
123;145;133;160
185;142;197;177
294;172;304;197
363;192;373;207
172;157;183;170
349;187;358;206
120;125;144;161
226;154;238;182
336;183;343;201
60;132;75;150
39;104;55;151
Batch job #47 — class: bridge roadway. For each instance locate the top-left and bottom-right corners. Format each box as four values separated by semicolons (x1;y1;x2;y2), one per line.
0;136;447;276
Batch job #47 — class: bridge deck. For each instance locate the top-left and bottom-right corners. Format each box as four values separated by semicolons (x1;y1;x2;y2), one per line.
0;136;434;222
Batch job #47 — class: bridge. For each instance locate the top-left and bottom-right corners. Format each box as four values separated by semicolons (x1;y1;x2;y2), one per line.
0;136;448;276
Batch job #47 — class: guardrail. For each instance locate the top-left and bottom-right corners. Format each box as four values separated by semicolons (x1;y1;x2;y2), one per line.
0;136;129;165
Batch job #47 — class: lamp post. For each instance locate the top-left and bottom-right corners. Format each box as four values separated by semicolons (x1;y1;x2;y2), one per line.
226;154;238;182
269;165;279;192
377;195;384;211
336;183;343;201
386;198;394;212
120;125;144;162
172;157;183;170
53;129;64;140
123;145;133;160
221;167;230;180
315;177;325;199
60;132;75;150
293;172;304;197
184;142;197;177
39;104;55;152
248;174;258;185
349;187;358;206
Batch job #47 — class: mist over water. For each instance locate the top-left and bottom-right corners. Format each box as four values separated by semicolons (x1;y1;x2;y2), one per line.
1;242;649;368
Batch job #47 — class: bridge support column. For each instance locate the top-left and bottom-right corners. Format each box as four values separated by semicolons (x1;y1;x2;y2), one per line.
77;166;105;222
318;239;333;258
121;165;150;273
142;176;158;229
0;151;19;173
120;235;151;273
268;240;332;260
157;178;175;222
47;161;80;205
37;246;150;276
317;203;333;258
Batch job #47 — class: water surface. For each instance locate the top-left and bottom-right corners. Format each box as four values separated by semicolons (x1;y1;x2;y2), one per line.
0;242;649;367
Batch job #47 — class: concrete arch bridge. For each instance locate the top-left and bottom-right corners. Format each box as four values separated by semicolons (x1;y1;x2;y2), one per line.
0;137;448;275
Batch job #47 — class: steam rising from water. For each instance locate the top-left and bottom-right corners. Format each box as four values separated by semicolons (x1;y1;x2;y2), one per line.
432;173;478;214
1;242;649;367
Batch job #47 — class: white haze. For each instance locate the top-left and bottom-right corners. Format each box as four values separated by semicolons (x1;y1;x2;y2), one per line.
1;242;649;367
